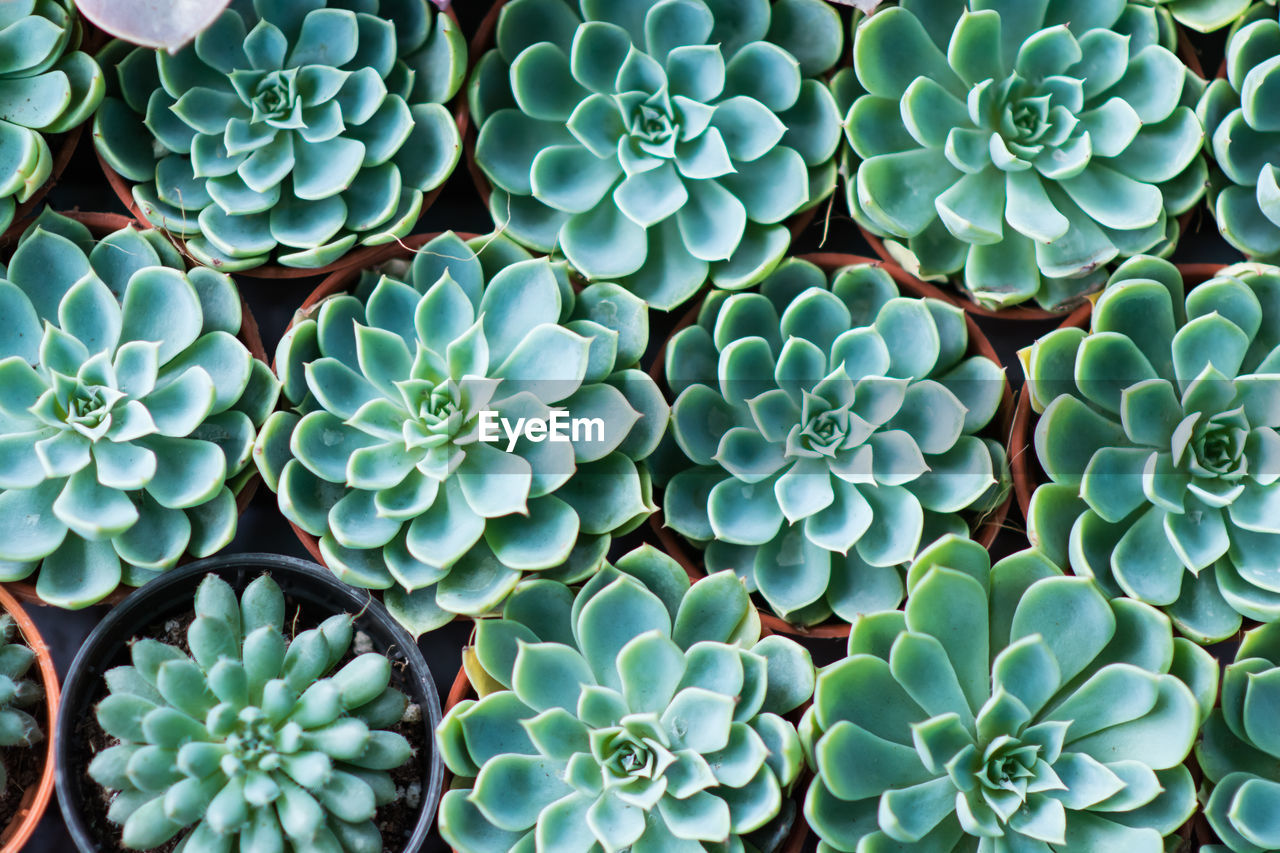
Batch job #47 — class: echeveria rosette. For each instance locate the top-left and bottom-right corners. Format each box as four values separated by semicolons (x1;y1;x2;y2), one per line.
93;0;466;272
0;613;43;793
802;534;1217;852
254;232;668;637
1197;621;1280;852
469;0;844;310
436;545;815;852
0;210;279;609
657;259;1009;627
1022;256;1280;644
844;1;1208;311
88;574;413;852
0;1;103;235
1197;5;1280;262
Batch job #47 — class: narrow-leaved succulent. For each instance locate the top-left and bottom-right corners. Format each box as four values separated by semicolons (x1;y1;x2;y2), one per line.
0;0;103;235
254;232;668;636
89;573;415;852
802;535;1216;852
0;613;43;793
469;0;844;310
93;0;466;271
657;258;1008;627
0;210;279;609
1198;3;1280;262
436;545;815;852
843;0;1207;311
1023;256;1280;643
1197;620;1280;853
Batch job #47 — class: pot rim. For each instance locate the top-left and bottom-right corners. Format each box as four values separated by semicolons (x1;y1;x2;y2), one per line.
647;252;1016;639
0;585;59;853
53;551;444;853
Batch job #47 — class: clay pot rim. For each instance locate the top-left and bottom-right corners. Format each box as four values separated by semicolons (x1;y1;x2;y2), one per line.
0;210;267;608
647;251;1017;640
0;585;59;853
94;5;470;281
1009;262;1233;520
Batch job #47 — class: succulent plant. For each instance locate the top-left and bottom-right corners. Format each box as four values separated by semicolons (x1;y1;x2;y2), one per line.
0;210;278;609
0;613;43;792
1197;620;1280;853
93;0;466;272
1022;256;1280;643
842;0;1207;311
0;1;103;236
88;573;414;852
468;0;844;310
254;232;669;636
802;534;1216;852
436;545;815;853
656;258;1008;627
1198;4;1280;262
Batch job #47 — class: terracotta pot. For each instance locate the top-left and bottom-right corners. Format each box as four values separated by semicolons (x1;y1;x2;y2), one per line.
0;211;267;608
0;585;58;853
854;22;1210;321
94;7;469;281
273;231;480;575
463;0;822;279
441;648;812;853
1010;263;1229;519
648;253;1016;639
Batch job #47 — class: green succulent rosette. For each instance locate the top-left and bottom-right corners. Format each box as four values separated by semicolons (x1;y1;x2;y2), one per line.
254;232;669;637
436;545;815;853
469;0;844;310
0;210;278;609
802;534;1216;852
840;0;1207;312
655;258;1009;627
93;0;466;272
1197;620;1280;852
1023;256;1280;643
88;574;414;852
0;0;103;234
0;612;42;792
1197;3;1280;262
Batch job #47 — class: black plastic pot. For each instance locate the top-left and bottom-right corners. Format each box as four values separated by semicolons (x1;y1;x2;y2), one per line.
54;552;444;853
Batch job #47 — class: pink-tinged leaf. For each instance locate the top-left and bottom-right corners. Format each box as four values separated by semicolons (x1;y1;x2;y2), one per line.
74;0;232;52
